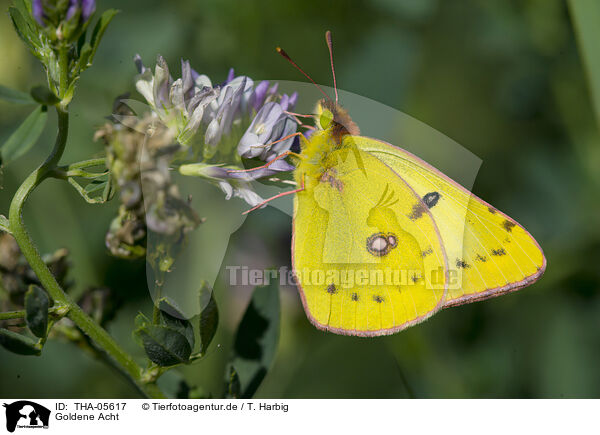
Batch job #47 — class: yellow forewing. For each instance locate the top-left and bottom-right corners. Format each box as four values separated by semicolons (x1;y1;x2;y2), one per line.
355;136;546;307
292;144;448;336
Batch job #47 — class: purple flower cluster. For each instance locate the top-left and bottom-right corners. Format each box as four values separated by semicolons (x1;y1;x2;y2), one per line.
134;55;299;207
32;0;96;26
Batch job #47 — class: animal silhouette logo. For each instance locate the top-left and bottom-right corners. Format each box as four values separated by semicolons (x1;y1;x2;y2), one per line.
3;401;50;433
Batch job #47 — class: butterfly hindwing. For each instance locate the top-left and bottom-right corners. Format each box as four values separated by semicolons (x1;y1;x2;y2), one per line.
292;144;448;336
355;136;546;307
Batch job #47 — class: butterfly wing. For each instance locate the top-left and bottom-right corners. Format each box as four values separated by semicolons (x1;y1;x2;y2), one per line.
292;145;448;336
354;136;546;307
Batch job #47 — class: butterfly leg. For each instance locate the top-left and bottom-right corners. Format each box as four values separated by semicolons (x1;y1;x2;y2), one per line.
249;132;304;150
284;111;317;129
226;150;304;179
242;175;305;215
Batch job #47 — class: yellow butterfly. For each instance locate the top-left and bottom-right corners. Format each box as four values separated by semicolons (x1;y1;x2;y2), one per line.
249;32;546;337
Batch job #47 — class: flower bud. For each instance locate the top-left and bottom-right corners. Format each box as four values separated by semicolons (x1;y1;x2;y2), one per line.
32;0;95;41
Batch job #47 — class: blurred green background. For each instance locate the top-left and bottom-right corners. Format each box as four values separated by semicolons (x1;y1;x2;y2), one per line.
1;0;600;398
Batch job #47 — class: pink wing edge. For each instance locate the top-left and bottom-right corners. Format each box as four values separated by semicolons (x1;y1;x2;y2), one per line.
290;141;450;337
358;136;548;308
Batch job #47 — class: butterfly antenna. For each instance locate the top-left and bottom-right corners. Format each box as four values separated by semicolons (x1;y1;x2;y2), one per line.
325;30;339;104
276;46;332;103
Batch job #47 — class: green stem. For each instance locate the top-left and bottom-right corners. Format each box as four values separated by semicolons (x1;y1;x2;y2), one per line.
0;305;67;321
0;311;26;321
7;108;165;399
62;158;107;170
58;48;69;99
50;158;108;179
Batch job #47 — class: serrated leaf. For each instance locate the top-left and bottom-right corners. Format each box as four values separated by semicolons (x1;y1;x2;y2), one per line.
30;85;60;106
224;278;280;398
135;324;192;367
0;328;41;356
89;9;119;63
24;285;50;338
158;298;195;350
199;282;218;354
0;85;36;105
1;105;47;165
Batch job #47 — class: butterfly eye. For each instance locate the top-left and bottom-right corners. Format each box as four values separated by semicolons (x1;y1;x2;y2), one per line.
320;109;334;129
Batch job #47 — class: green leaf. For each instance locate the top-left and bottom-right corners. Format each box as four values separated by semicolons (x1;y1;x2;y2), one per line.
84;178;108;195
224;277;280;398
62;78;79;107
30;85;60;106
75;42;93;74
0;215;10;234
1;105;47;165
568;0;600;130
89;9;119;63
45;49;60;95
67;175;113;204
102;174;115;202
8;6;40;52
0;328;41;356
12;0;33;21
0;84;36;105
134;314;192;367
25;285;49;338
134;312;151;330
198;281;219;354
158;298;195;350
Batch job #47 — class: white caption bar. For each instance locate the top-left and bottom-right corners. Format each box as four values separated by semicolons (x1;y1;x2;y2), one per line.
0;399;597;434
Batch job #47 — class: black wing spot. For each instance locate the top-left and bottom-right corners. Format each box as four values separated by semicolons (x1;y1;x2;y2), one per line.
411;273;421;283
373;295;384;303
456;259;471;269
366;232;397;257
326;284;337;294
491;248;507;256
488;206;497;214
475;254;487;262
351;293;359;302
408;202;427;220
502;220;516;233
423;192;441;208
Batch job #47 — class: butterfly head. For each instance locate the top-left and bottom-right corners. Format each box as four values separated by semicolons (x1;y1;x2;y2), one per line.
316;98;360;142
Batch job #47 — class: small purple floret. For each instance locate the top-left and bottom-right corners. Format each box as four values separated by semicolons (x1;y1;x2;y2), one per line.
65;0;78;20
32;0;44;25
81;0;96;21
